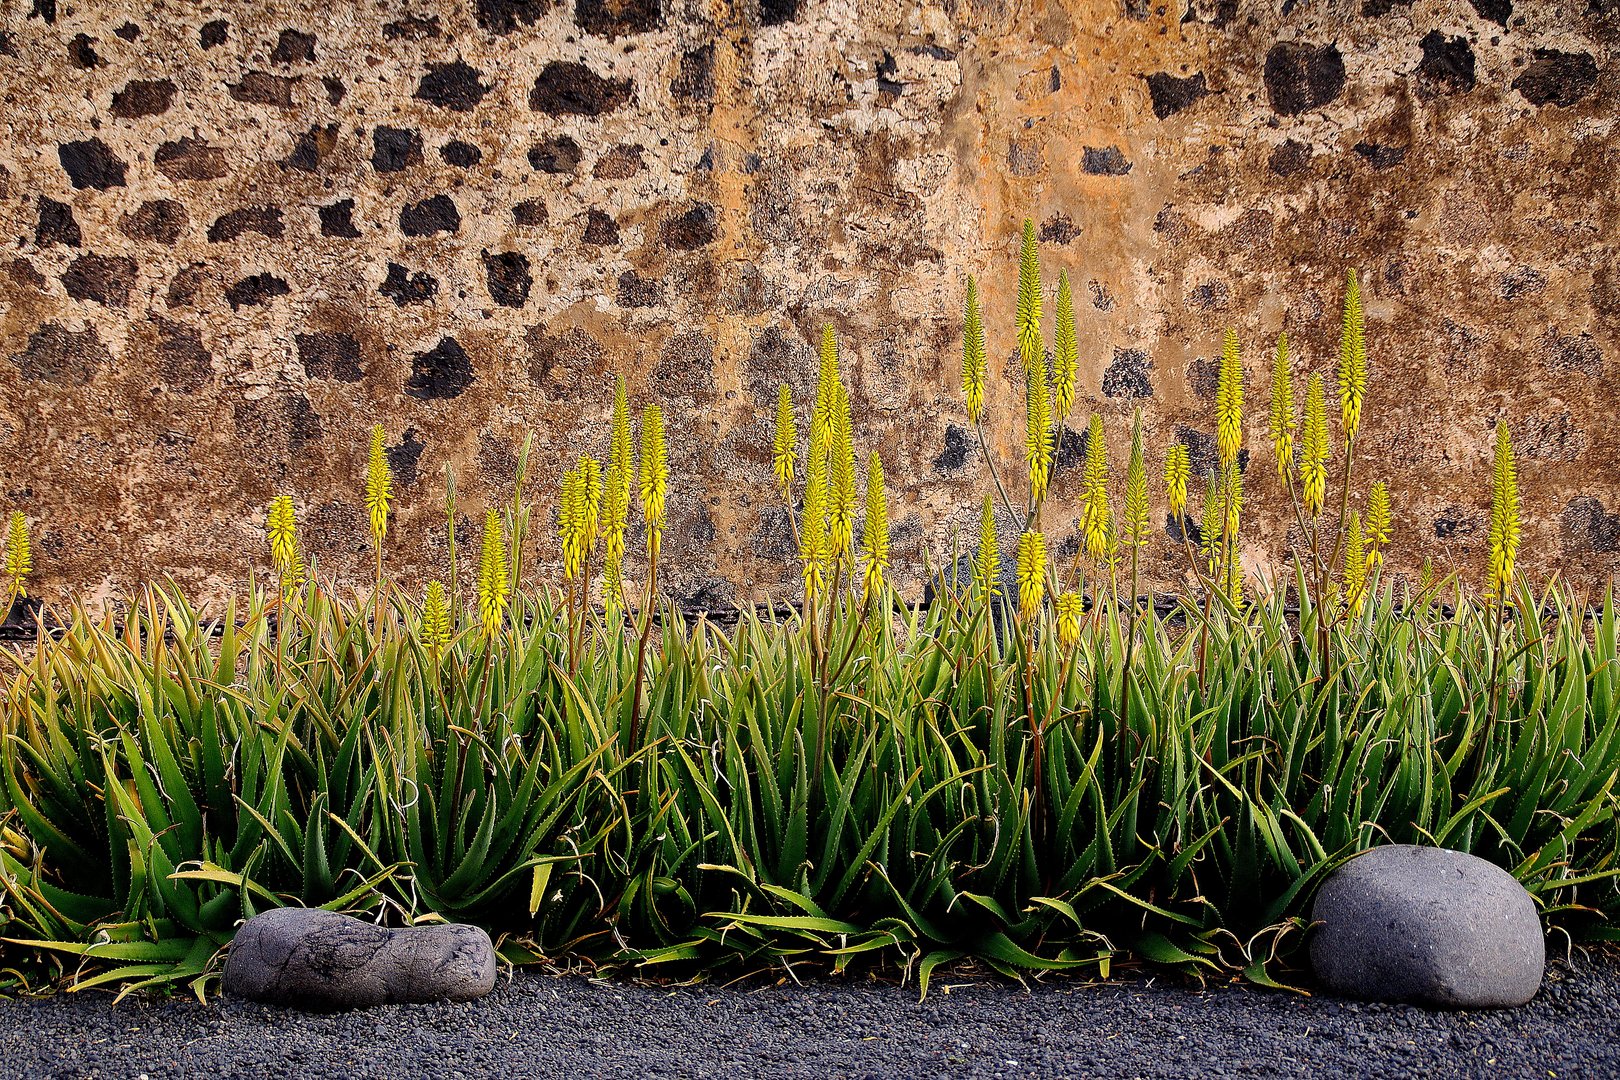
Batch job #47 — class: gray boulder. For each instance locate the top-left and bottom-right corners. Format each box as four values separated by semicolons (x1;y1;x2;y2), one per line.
1309;845;1543;1009
223;907;497;1010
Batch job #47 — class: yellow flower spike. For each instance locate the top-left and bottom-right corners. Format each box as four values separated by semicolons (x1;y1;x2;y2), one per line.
861;452;889;604
772;383;797;496
1216;328;1244;471
828;383;858;561
476;508;510;638
1343;510;1367;615
4;510;32;607
1080;414;1111;561
604;377;634;590
1487;420;1520;599
1015;529;1047;617
558;467;585;580
1056;591;1083;649
364;423;393;548
1123;411;1150;551
266;495;304;598
1198;471;1224;574
1268;331;1295;479
1164;443;1190;520
1339;268;1368;441
962;276;987;424
1300;372;1330;517
639;404;669;565
578;455;602;549
1366;480;1392;567
800;444;828;602
974;494;999;599
422;579;451;658
1052;270;1078;424
1016;218;1042;373
1222;464;1244;603
814;323;840;433
1025;348;1053;503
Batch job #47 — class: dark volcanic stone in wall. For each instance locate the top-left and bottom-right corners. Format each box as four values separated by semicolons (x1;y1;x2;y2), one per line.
512;199;547;226
1263;42;1346;116
1353;142;1406;169
1561;497;1620;553
68;34;101;69
1142;71;1207;118
153;319;212;392
672;43;715;102
58;138;125;189
660;203;718;250
400;195;460;236
1102;347;1153;398
617;269;661;307
576;0;662;39
323;77;346;104
384;15;440;39
166;263;209;308
380;263;439;306
36;197;80;246
593;143;643;179
406;336;473;399
1269;139;1312;175
1082;146;1132;175
156;137;230;180
654;330;716;398
1417;32;1476;95
475;0;548;33
230;72;297;108
372;126;423;172
582;209;619;244
114;22;139;40
482;250;532;307
284;124;339;171
387;428;425;487
297;331;363;381
760;0;800;25
529;135;582;173
933;423;970;472
62;253;137;306
416;60;490;110
199;19;228;47
527;324;602;392
120;199;187;244
110;78;176;118
271;29;316;63
208;206;284;242
1513;50;1599;107
440;140;482;167
529;61;632;115
1470;0;1511;26
319;199;361;238
9;322;109;384
225;273;291;309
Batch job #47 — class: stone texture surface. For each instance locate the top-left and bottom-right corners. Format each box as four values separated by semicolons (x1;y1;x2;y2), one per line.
1310;845;1544;1010
0;2;1616;606
223;907;497;1010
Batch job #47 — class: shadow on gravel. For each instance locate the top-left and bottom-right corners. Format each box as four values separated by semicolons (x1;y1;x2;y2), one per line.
0;956;1615;1079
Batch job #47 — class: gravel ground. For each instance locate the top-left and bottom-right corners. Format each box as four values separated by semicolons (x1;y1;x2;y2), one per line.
2;955;1617;1079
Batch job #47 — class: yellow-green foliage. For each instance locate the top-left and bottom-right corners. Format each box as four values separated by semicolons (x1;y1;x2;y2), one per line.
1015;529;1046;616
961;276;987;425
476;508;509;637
4;510;31;610
1339;269;1367;441
1015;218;1042;372
364;423;392;548
1052;270;1078;423
1164;443;1190;521
1216;328;1243;471
861;452;888;603
639;404;669;565
1300;373;1330;517
422;579;451;657
773;383;797;495
265;495;303;598
1080;414;1110;561
974;495;999;598
1123;411;1150;552
1268;331;1295;478
1488;420;1520;598
1025;348;1053;503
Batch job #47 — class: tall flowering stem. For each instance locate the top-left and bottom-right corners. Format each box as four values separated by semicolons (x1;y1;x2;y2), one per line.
1483;419;1520;762
266;495;304;604
3;511;31;624
364;423;393;591
629;402;669;753
861;452;889;606
1052;271;1078;426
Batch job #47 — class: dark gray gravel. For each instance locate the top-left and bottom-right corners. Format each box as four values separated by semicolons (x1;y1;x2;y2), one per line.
2;955;1617;1079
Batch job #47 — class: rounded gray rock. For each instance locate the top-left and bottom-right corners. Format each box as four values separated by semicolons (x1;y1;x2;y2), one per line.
1309;844;1543;1009
223;908;497;1010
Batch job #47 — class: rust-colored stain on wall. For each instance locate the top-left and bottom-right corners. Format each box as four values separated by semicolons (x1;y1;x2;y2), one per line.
0;0;1615;607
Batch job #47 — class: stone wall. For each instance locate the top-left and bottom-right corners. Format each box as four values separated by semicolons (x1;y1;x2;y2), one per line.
0;0;1615;608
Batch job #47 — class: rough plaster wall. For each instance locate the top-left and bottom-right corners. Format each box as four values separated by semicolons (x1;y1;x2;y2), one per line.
0;0;1615;609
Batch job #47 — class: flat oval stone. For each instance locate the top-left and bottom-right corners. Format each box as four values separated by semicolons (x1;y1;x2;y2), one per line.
1310;845;1543;1009
223;908;496;1010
